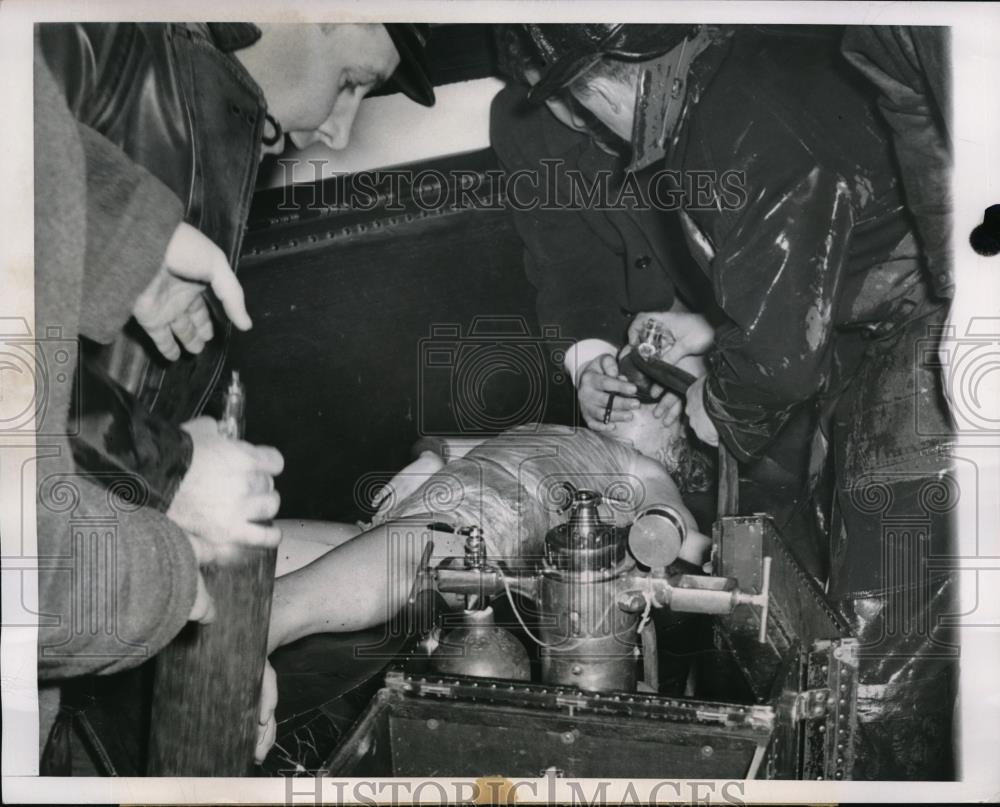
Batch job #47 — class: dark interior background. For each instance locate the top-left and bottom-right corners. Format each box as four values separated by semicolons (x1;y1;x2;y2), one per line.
212;25;569;522
217;149;577;521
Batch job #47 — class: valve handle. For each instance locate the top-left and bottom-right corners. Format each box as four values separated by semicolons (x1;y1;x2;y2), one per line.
407;540;436;605
558;483;602;512
459;525;487;569
757;556;772;644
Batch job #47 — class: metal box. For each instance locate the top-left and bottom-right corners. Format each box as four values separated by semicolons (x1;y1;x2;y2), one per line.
323;515;859;780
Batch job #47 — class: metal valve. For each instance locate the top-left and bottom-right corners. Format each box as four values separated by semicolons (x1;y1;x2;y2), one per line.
636;318;674;360
616;555;773;645
459;525;486;569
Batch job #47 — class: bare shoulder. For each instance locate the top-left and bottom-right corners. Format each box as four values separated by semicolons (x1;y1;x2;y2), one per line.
629;451;679;493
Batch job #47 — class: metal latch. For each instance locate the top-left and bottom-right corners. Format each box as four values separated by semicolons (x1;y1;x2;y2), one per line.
792;688;830;721
418;682;455;697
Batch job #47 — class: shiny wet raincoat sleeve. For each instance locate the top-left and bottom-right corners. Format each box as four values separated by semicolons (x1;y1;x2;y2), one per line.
841;26;952;298
703;163;854;462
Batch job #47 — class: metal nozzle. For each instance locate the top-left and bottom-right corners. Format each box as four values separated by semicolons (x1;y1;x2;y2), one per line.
218;370;246;440
460;526;487;569
636;318;675;360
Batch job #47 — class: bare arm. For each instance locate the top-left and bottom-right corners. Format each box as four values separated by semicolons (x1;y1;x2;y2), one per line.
268;522;466;651
273;520;364;577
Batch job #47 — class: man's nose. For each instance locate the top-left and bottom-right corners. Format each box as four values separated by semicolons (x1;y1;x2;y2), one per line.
322;88;366;151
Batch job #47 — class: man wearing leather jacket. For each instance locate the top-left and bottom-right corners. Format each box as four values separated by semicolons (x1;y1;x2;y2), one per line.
36;21;435;771
39;21;435;520
508;23;957;780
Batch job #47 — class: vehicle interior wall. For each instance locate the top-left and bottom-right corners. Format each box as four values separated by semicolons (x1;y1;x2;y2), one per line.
213;26;580;522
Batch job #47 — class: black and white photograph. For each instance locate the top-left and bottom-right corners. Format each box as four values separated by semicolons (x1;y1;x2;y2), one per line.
2;1;999;803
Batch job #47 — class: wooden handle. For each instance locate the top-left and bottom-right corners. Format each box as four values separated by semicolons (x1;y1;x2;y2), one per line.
148;545;276;776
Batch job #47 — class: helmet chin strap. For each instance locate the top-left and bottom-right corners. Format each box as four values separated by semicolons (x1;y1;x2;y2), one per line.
627;27;712;173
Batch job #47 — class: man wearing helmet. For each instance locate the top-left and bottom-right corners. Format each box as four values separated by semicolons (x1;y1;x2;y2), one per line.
504;23;956;780
490;25;829;581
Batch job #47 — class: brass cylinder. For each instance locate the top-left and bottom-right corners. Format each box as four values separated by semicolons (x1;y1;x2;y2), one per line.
538;569;640;692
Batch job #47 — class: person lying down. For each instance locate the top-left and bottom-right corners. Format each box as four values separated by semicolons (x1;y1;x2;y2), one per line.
266;401;713;653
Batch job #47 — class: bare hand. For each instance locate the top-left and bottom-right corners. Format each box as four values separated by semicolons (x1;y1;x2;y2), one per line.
614;343;689;426
628;311;715;365
167;417;284;559
254;660;278;764
651;390;684;425
186;571;216;624
133;222;253;361
577;354;639;431
685;375;720;447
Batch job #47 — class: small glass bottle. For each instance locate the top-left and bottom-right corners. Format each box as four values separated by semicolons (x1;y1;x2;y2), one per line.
218;370;245;440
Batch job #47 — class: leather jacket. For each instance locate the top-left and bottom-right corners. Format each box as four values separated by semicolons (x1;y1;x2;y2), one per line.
40;23;266;504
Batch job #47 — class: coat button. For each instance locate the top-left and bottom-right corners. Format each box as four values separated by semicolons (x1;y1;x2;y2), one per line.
634;255;652;270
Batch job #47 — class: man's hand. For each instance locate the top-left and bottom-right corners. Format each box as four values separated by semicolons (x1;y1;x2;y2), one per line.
649;351;708;422
133;222;253;361
628;311;715;365
577;354;639;431
685;375;720;447
184;533;217;623
254;660;278;765
167;417;284;560
650;390;684;426
187;570;217;624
